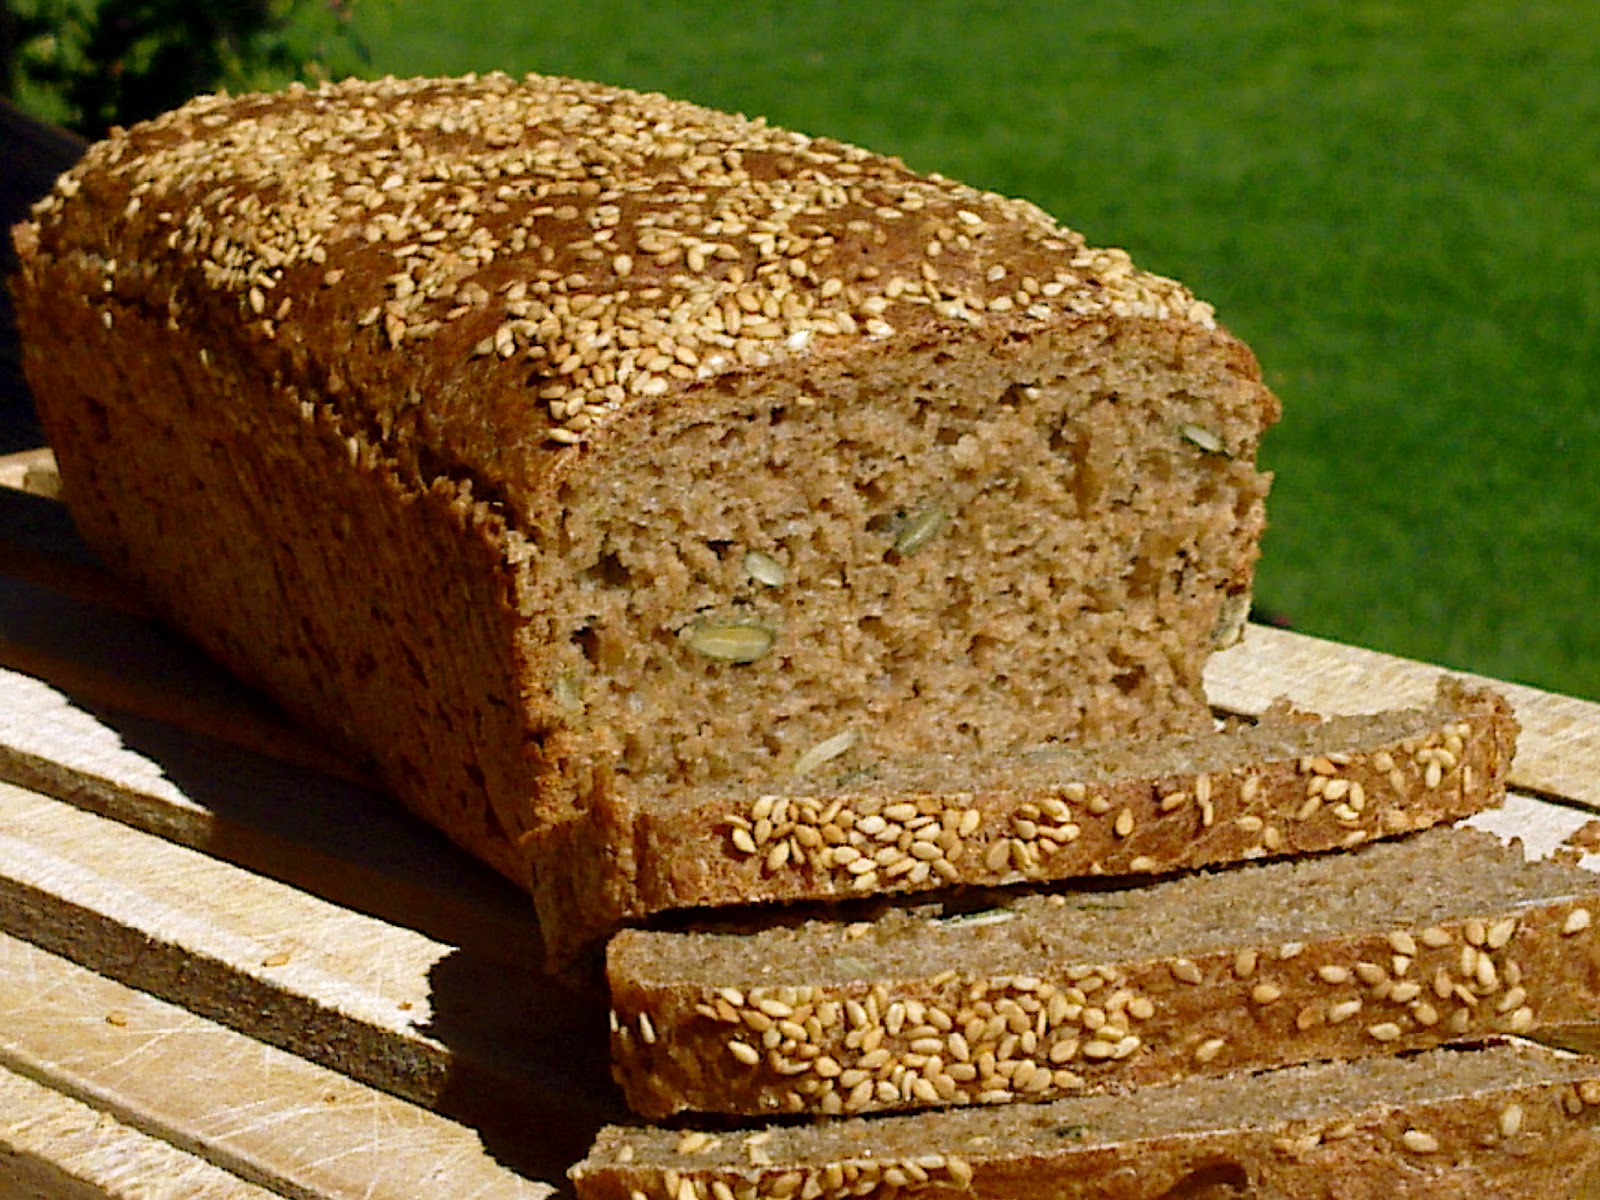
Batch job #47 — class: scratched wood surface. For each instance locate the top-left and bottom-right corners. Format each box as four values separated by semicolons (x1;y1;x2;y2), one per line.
3;445;1600;1198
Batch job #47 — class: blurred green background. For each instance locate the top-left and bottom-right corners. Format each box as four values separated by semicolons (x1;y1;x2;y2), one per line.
7;1;1599;700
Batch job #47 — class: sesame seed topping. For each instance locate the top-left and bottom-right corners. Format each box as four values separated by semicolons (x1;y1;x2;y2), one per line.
1170;958;1203;985
1401;1129;1440;1154
1193;1037;1227;1064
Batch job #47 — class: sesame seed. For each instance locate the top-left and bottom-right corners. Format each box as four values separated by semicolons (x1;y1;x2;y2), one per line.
1564;908;1593;935
1170;959;1203;985
1193;1037;1226;1064
1498;1103;1524;1138
1354;962;1387;987
1367;1021;1404;1042
1401;1130;1440;1154
728;1040;760;1065
1487;917;1518;950
1250;983;1282;1005
675;1132;715;1155
1327;999;1363;1024
1497;985;1528;1014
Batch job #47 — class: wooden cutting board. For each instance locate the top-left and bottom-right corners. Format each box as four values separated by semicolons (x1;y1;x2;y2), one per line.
3;446;1599;1199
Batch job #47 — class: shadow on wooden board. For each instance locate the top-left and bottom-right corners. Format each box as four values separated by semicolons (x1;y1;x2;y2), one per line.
1;99;87;454
0;489;622;1187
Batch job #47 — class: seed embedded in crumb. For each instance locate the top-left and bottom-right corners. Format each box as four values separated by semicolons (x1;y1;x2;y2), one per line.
890;503;950;556
792;728;860;777
687;617;776;663
1178;422;1227;455
742;549;787;587
1564;908;1593;936
1499;1103;1524;1138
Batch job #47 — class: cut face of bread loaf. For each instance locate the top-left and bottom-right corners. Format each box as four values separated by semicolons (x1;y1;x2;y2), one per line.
607;826;1600;1119
9;74;1277;964
574;1041;1600;1200
541;677;1515;957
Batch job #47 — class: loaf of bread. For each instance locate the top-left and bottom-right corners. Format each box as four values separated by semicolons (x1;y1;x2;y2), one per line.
9;73;1278;965
546;677;1514;956
607;825;1600;1118
573;1040;1600;1200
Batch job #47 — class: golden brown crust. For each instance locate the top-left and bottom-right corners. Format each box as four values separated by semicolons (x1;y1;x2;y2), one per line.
573;1042;1600;1200
606;827;1600;1119
15;73;1252;476
536;679;1517;963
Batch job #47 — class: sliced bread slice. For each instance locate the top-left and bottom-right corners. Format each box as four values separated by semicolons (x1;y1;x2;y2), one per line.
541;678;1515;963
608;825;1600;1118
574;1040;1600;1200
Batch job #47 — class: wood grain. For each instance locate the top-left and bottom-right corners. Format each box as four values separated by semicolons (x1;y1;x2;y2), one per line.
0;933;555;1200
0;1063;278;1200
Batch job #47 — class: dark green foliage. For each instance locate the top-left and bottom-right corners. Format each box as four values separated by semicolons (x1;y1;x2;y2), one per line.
1;0;369;136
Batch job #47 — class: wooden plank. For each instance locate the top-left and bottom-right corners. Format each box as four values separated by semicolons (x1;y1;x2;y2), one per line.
0;780;618;1152
1207;622;1600;810
0;446;59;496
0;1063;278;1200
0;933;557;1200
0;663;541;970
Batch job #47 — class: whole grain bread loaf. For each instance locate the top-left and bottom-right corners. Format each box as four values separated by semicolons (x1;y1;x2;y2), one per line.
9;73;1278;966
544;677;1515;957
574;1040;1600;1200
607;826;1600;1119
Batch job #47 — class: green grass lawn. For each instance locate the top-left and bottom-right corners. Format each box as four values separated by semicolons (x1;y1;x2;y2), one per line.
38;1;1600;699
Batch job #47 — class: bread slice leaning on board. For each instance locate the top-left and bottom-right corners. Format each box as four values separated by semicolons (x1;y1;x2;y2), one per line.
9;72;1279;969
573;1040;1600;1200
547;676;1514;955
608;825;1600;1119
